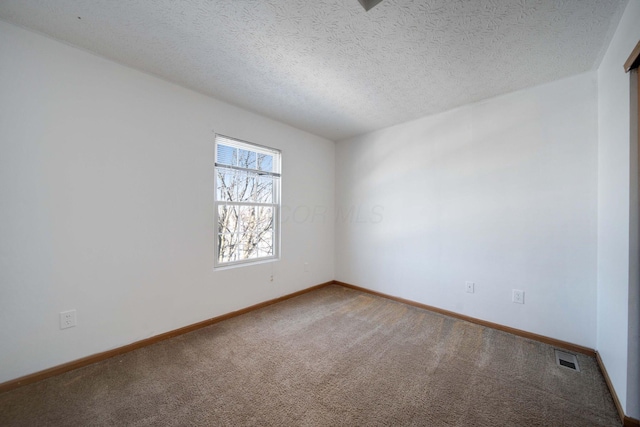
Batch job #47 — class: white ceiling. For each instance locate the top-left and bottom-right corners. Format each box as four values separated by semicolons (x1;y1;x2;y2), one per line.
0;0;628;141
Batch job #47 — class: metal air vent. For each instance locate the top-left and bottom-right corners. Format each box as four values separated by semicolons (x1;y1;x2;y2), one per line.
555;349;580;372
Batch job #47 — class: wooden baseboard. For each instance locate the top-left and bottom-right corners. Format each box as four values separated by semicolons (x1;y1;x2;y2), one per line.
0;281;333;394
596;352;625;425
332;281;595;356
595;352;640;427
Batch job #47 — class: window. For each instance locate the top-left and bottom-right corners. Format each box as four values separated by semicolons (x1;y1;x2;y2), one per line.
214;135;281;268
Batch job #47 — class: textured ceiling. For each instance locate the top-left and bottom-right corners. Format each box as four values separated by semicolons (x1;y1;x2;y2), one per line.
0;0;628;141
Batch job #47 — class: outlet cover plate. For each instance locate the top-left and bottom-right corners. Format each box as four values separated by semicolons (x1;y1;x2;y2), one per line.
465;281;475;293
512;289;525;304
60;310;77;329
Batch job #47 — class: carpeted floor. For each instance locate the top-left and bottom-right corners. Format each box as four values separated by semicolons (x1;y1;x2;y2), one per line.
0;285;620;426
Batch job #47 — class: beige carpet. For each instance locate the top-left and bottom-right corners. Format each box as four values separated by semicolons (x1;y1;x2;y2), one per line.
0;285;620;426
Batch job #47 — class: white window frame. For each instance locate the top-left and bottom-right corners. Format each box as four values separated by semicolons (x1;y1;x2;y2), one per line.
214;134;281;269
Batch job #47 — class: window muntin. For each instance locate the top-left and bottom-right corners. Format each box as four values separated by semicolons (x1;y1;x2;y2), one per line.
214;135;280;268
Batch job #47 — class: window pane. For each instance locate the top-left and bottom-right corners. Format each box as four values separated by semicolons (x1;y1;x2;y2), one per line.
217;204;274;262
256;176;273;203
217;233;237;262
217;144;236;166
238;205;256;237
257;153;273;172
217;205;238;234
237;149;256;169
235;172;257;202
216;170;236;201
255;206;274;257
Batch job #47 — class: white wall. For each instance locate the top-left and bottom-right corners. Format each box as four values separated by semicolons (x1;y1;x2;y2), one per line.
335;72;599;348
0;20;335;384
597;0;640;418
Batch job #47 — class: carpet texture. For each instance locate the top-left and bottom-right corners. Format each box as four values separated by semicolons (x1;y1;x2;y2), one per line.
0;285;620;426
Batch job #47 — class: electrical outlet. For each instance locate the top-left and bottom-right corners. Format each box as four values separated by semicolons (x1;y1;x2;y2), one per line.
304;262;309;272
60;310;77;329
465;281;474;293
512;289;525;304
